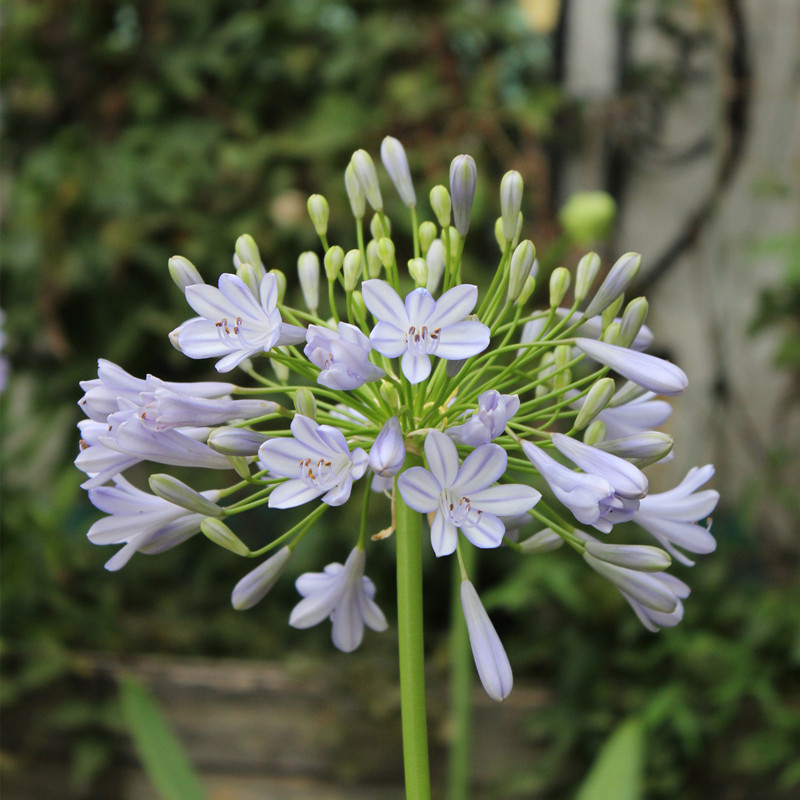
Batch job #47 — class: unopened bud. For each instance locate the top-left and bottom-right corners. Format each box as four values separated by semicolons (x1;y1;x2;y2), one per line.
343;249;362;292
425;239;446;294
270;358;289;382
583;420;607;446
494;217;506;252
351;290;367;325
584;541;671;572
418;221;437;255
594;432;673;466
380;136;416;207
294;388;317;420
366;239;382;278
269;269;287;303
324;246;344;281
297;251;320;313
208;426;270;456
574;252;601;305
500;170;523;242
379;380;401;410
584;252;641;317
601;321;622;346
235;234;261;269
449;154;477;236
370;212;390;240
549;267;571;308
351;149;383;211
377;237;395;269
518;528;564;553
408;257;428;287
202;518;251;556
554;344;572;391
231;546;292;610
168;256;203;291
149;474;222;517
517;274;537;306
369;416;406;477
601;296;625;331
429;184;451;228
237;262;261;297
573;377;616;431
619;297;649;348
507;240;536;302
345;161;366;219
307;194;329;238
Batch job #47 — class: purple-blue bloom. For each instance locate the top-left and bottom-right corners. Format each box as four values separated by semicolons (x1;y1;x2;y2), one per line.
289;547;388;652
398;430;541;556
447;390;520;446
258;415;368;508
304;321;384;391
362;280;490;384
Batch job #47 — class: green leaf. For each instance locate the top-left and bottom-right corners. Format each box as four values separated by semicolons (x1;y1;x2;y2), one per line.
575;717;644;800
119;675;207;800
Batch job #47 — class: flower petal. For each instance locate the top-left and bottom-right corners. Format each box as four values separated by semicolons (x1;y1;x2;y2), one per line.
268;480;324;508
469;483;542;515
370;321;408;358
453;444;507;494
397;467;441;512
404;288;437;325
362;279;408;328
427;284;478;329
424;430;460;487
435;320;491;359
401;351;432;384
430;512;458;557
462;512;506;549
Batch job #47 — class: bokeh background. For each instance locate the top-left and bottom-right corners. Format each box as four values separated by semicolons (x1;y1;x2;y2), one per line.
2;1;799;798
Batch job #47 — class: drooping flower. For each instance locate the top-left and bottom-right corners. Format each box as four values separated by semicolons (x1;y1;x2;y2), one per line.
398;430;541;556
362;280;490;384
258;415;369;508
170;272;306;372
446;390;520;446
86;476;221;571
289;547;388;652
633;465;719;566
304;322;385;390
461;580;513;702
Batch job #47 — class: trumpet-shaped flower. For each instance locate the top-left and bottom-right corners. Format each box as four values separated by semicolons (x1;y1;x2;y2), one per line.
304;322;384;390
87;476;220;571
258;415;368;508
362;280;490;384
170;272;306;372
289;547;388;652
398;430;541;556
633;465;719;566
447;390;520;446
231;546;293;610
461;580;513;701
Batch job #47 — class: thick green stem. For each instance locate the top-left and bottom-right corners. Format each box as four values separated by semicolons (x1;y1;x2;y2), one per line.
395;475;432;800
447;542;475;800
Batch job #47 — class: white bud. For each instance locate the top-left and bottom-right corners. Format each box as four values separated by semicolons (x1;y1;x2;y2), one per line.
584;541;671;572
377;237;395;269
208;426;270;456
269;269;287;303
507;240;536;303
324;246;344;281
408;257;428;287
618;297;649;348
449;154;477;236
297;251;320;313
307;194;329;238
343;249;362;292
425;239;446;294
584;252;641;317
572;377;616;431
366;239;382;278
351;149;383;211
429;184;451;229
574;252;601;305
370;212;390;240
380;136;416;207
149;474;223;517
345;161;366;219
235;234;261;268
369;416;406;477
231;547;292;610
168;256;203;291
500;170;523;242
418;221;437;255
549;267;571;308
295;387;317;420
202;518;251;557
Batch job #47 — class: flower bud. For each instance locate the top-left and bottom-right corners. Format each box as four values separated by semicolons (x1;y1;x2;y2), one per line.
379;380;401;410
297;251;320;313
237;262;261;297
446;226;460;261
324;246;344;281
370;212;390;240
500;170;523;242
449;154;477;236
559;191;616;244
517;274;537;306
294;387;317;420
168;256;203;291
345;161;366;219
574;252;601;305
418;221;437;255
269;269;287;303
231;546;292;610
377;237;395;269
343;249;362;292
507;240;536;303
583;420;606;446
584;541;671;572
425;239;446;294
408;257;428;288
235;234;261;268
494;217;506;252
601;321;622;345
572;377;616;431
351;290;368;326
202;518;251;557
618;297;649;349
208;426;270;456
608;380;648;408
307;194;329;238
429;184;451;229
553;343;572;391
366;240;382;278
270;358;289;382
584;252;641;317
369;416;406;477
594;432;674;466
149;474;223;517
461;580;513;702
518;528;564;553
351;149;383;211
549;267;571;308
380;136;416;207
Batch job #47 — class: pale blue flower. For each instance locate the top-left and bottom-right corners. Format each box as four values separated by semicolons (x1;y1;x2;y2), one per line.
461;580;513;702
232;547;293;610
304;322;385;391
633;465;718;566
289;547;388;652
258;415;368;508
398;430;541;557
368;417;406;478
447;390;520;446
623;573;690;632
362;280;490;384
170;272;306;372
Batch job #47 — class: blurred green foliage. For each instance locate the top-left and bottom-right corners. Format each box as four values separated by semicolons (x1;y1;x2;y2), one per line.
2;1;798;799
